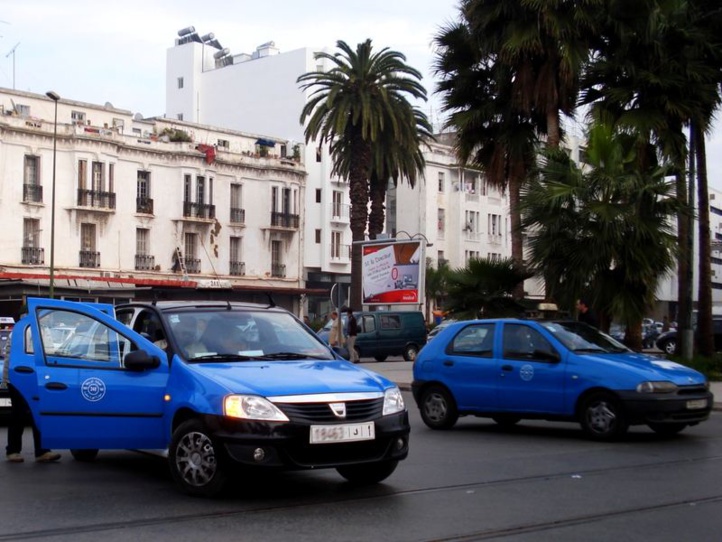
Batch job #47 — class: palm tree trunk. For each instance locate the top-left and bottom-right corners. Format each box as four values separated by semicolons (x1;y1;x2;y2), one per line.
349;140;371;309
676;164;692;358
509;161;525;300
695;122;714;356
368;174;386;239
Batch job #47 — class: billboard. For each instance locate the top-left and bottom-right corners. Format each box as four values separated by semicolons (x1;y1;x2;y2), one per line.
362;240;424;305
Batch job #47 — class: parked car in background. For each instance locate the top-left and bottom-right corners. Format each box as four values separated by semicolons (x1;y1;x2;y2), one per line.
413;319;712;440
427;319;457;341
9;298;410;496
655;317;722;355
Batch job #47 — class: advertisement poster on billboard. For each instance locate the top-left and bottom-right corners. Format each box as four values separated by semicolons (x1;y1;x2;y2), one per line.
362;240;424;305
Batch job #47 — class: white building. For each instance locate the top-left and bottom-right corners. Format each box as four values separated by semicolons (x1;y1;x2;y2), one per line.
0;87;310;316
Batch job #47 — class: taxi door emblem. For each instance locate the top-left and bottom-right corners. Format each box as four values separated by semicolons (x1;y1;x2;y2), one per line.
330;402;346;418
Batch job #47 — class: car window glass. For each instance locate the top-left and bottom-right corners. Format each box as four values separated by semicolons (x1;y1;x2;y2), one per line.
503;324;554;361
362;315;376;333
380;315;401;329
448;324;495;357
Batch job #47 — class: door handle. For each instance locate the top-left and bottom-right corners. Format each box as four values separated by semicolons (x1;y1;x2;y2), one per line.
501;365;513;371
45;382;68;390
443;360;454;367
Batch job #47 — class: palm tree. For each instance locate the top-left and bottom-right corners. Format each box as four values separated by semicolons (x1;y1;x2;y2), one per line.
521;123;682;350
298;40;429;307
425;258;451;320
444;257;534;320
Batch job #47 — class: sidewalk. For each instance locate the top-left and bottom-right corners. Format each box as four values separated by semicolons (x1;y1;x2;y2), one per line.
364;360;722;411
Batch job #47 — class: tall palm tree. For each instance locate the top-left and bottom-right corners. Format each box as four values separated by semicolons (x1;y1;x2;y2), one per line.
298;40;429;308
425;258;451;319
521;123;682;350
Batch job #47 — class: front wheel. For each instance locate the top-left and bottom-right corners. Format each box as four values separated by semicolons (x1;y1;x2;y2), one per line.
579;392;628;441
168;419;228;497
70;449;99;462
374;354;388;362
337;460;398;484
648;422;687;436
403;344;419;362
419;385;458;430
660;339;676;355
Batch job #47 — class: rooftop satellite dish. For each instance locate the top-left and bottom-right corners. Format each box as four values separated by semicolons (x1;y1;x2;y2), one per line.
177;26;195;37
134;112;143;120
104;101;113;108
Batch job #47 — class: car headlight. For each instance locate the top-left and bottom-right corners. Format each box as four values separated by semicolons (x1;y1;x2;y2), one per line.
224;395;290;421
636;381;678;394
383;386;406;415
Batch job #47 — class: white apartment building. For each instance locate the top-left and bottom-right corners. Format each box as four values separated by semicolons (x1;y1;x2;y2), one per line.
0;88;310;316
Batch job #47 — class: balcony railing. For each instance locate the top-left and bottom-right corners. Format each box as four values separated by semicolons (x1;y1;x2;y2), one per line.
184;258;201;274
77;189;116;209
271;263;286;278
229;261;246;276
135;254;155;270
270;212;300;229
230;207;246;223
136;196;154;214
23;183;43;203
330;244;351;260
330;203;350;221
79;250;100;268
21;246;44;265
183;201;216;219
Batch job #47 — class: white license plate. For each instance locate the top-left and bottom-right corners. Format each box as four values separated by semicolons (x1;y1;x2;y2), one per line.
310;422;375;444
0;398;10;408
687;399;708;410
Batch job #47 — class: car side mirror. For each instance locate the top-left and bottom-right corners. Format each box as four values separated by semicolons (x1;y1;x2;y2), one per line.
124;349;161;371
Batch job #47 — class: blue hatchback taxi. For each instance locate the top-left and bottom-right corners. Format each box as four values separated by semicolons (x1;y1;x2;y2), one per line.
9;298;410;496
412;319;713;440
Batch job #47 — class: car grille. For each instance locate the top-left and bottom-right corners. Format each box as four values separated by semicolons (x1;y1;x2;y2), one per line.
677;385;709;396
275;397;384;423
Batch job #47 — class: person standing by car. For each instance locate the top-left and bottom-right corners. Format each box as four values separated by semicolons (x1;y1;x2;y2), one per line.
2;317;61;463
328;310;344;349
577;298;599;329
345;307;359;363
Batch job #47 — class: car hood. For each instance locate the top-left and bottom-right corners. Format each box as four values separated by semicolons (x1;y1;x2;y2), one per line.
187;359;394;396
581;351;706;385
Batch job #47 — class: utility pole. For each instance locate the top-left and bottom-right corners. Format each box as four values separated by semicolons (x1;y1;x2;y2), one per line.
5;42;19;90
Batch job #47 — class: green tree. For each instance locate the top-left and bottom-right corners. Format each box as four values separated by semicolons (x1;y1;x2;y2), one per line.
298;40;429;307
425;258;451;318
521;123;681;350
444;258;533;320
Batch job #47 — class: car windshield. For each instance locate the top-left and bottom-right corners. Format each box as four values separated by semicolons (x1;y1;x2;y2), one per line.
540;321;630;353
166;308;335;362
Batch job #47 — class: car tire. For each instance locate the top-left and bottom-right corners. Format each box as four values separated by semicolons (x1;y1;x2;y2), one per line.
374;355;388;362
168;419;228;497
336;460;398;484
579;392;628;441
660;339;676;355
492;415;521;427
419;385;459;430
403;344;419;362
70;449;99;462
647;422;687;436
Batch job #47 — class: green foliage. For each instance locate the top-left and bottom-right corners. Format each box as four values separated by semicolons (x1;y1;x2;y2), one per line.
668;354;722;382
159;128;192;142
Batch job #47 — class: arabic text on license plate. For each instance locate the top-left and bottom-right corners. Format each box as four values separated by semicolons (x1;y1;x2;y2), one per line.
310;422;375;444
686;399;708;410
0;398;10;408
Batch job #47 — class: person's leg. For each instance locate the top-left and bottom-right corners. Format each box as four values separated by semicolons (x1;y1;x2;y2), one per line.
347;336;358;362
6;385;25;459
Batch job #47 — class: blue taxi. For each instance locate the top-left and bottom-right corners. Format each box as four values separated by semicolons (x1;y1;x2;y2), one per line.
9;298;409;496
412;319;713;440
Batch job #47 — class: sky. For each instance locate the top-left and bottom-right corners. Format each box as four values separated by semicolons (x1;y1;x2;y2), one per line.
2;0;722;190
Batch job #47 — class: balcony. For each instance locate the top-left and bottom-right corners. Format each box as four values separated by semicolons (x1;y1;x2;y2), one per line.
21;246;44;265
330;203;350;223
23;183;43;203
136;196;154;215
79;250;100;268
270;212;299;229
77;189;116;210
184;258;201;274
135;254;156;271
229;261;246;276
271;263;286;278
330;244;351;261
183;201;216;220
230;207;246;224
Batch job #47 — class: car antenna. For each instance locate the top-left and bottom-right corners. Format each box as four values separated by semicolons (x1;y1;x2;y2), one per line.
226;300;232;310
265;292;276;308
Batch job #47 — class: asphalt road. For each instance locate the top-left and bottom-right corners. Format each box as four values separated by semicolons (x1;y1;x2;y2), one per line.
2;388;722;542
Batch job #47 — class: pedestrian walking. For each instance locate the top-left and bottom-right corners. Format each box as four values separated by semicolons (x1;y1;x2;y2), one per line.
328;310;344;348
576;298;599;329
345;307;359;363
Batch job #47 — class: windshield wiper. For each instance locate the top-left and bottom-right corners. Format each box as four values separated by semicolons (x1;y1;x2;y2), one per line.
257;352;328;360
189;354;256;362
572;347;607;353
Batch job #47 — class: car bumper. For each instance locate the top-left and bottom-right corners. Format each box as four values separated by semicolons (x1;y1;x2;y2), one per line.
617;390;713;425
203;411;410;469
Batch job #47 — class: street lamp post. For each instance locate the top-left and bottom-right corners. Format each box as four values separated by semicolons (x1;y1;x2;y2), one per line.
46;91;60;299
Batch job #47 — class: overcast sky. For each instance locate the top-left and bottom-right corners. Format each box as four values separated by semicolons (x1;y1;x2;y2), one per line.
2;0;722;190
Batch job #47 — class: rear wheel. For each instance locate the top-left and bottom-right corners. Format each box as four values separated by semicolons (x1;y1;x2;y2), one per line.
70;449;99;462
579;392;628;441
648;422;687;436
374;355;388;362
403;344;419;362
659;339;676;355
419;385;458;429
169;419;228;497
337;460;398;484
